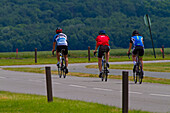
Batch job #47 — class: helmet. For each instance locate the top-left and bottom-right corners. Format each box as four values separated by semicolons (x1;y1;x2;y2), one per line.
56;27;62;34
132;30;139;36
99;30;106;35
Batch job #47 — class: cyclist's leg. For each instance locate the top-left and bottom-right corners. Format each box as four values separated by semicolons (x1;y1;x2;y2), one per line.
105;46;110;68
105;46;110;62
63;46;68;73
56;46;61;65
98;58;102;72
139;47;144;73
98;46;103;77
132;49;137;65
139;57;143;69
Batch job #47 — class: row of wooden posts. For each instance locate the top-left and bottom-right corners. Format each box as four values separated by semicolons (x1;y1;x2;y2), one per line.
45;67;129;113
31;45;166;63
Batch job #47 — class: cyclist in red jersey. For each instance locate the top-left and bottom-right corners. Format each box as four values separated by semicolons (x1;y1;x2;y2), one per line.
94;30;110;78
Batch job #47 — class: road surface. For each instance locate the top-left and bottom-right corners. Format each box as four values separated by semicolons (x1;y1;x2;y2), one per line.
0;60;170;112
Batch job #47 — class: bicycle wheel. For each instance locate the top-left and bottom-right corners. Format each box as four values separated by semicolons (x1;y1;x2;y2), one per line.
101;61;106;82
133;65;137;84
62;58;66;78
139;63;143;84
105;70;108;82
58;64;62;78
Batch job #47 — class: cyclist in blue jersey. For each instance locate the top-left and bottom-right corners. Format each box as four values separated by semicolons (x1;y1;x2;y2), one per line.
52;27;68;73
127;30;144;76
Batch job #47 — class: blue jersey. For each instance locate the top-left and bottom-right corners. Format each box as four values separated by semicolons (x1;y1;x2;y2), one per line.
53;33;68;46
130;36;144;47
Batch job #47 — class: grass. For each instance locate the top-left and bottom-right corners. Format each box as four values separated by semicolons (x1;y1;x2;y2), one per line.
0;91;149;113
3;67;170;85
86;62;170;72
0;48;170;66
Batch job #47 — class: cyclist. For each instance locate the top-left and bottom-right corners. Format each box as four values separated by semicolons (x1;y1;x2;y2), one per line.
127;30;144;78
94;30;110;78
52;27;68;74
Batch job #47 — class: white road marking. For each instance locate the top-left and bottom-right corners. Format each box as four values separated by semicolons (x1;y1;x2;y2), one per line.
129;91;143;94
150;93;170;97
29;79;42;82
120;91;142;94
93;88;113;92
69;84;87;88
53;82;61;85
0;76;6;79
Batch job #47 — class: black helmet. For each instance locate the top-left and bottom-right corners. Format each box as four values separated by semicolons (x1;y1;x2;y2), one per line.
99;30;106;35
132;30;139;36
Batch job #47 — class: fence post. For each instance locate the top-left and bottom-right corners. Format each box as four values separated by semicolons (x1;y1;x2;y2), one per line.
16;48;18;59
122;71;128;113
88;46;90;61
162;45;164;58
35;48;37;63
45;67;53;102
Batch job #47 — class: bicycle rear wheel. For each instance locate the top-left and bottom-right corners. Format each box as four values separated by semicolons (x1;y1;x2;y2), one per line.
58;65;62;78
139;63;143;84
133;65;137;84
105;70;108;82
62;58;66;78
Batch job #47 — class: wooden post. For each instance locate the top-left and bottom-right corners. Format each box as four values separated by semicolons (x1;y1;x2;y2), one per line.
88;46;90;61
16;48;18;59
35;48;37;63
122;71;128;113
162;45;164;58
45;67;53;102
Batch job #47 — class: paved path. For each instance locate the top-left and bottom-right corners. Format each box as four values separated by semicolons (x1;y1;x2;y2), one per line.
1;60;170;79
0;60;170;112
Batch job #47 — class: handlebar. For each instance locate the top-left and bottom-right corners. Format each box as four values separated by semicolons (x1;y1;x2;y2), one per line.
52;50;56;55
94;51;97;57
127;52;131;59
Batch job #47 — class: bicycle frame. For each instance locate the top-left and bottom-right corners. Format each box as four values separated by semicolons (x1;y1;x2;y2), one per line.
101;52;108;82
134;51;143;84
58;49;66;78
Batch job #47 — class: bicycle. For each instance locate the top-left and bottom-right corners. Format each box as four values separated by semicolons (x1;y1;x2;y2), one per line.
52;49;67;78
128;51;143;84
94;50;109;82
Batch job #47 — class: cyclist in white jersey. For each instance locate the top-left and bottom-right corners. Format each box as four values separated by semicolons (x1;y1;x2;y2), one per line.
52;27;68;73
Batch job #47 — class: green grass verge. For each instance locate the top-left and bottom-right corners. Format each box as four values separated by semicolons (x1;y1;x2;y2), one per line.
0;48;170;66
86;62;170;73
0;91;149;113
2;67;170;85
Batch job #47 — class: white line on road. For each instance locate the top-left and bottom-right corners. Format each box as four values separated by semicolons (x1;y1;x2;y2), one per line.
150;93;170;97
119;91;142;94
0;76;6;79
69;84;87;88
129;91;143;94
28;80;42;82
53;82;61;85
93;88;113;92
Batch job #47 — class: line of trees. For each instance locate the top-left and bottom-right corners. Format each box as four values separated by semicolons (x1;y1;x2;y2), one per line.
0;0;169;52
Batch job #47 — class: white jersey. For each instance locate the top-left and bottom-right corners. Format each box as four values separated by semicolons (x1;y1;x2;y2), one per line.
54;33;68;46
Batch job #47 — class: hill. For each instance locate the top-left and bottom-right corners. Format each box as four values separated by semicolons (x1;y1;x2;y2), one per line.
0;0;169;52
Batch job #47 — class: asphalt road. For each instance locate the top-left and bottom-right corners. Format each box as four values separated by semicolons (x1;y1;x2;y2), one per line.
0;60;170;112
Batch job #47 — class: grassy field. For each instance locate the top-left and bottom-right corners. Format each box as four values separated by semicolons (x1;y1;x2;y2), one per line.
86;62;170;72
0;48;170;66
0;91;149;113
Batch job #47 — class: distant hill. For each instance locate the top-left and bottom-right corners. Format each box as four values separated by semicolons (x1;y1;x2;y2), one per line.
0;0;169;52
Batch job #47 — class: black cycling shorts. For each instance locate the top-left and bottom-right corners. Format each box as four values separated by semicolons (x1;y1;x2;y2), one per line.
98;45;110;58
57;45;68;55
132;46;144;56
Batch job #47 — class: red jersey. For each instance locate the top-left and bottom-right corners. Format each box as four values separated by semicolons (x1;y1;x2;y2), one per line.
95;35;110;47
